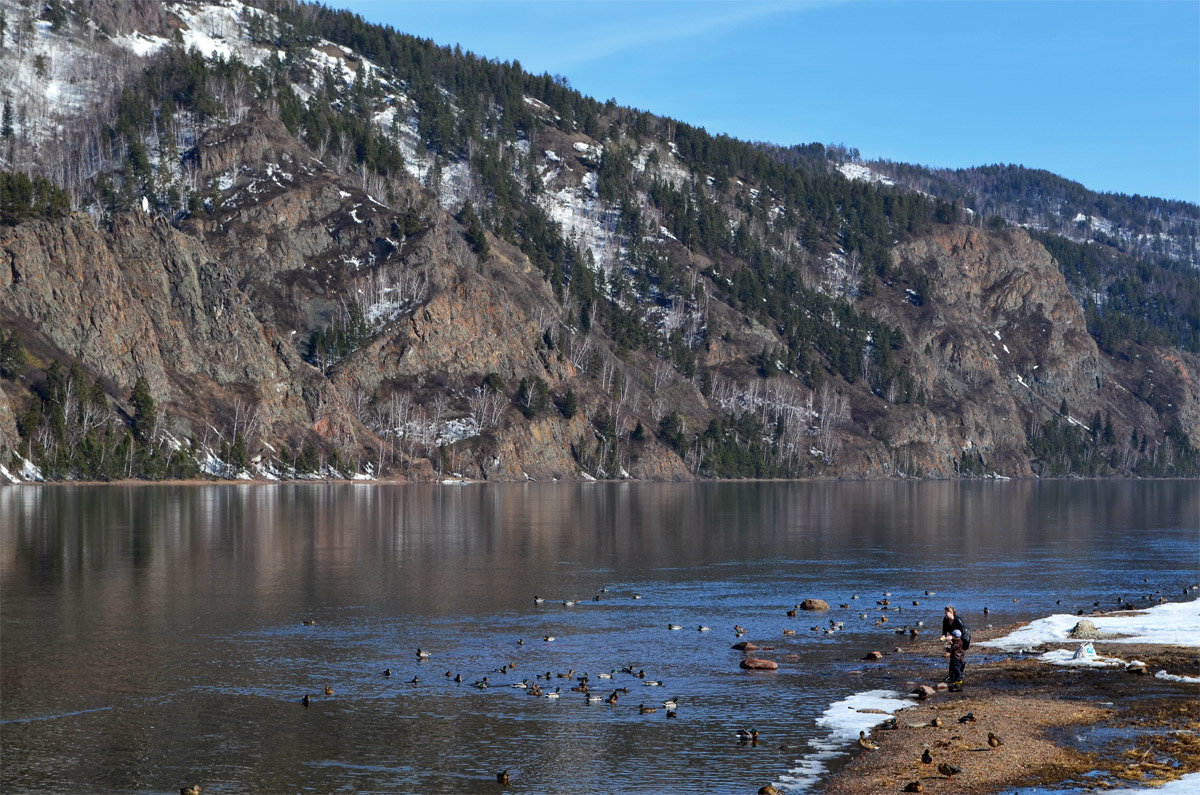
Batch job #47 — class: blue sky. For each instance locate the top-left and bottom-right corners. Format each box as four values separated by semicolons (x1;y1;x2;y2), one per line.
336;1;1199;203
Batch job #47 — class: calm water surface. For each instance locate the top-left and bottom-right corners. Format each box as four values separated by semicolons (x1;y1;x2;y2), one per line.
2;481;1197;793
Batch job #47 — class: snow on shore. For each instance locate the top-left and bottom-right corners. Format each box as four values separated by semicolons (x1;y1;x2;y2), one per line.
982;598;1200;651
777;689;911;792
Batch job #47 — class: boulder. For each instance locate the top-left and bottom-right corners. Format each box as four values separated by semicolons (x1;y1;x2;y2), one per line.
732;641;760;651
861;650;884;661
800;599;830;611
740;658;779;670
1069;620;1100;639
911;684;936;699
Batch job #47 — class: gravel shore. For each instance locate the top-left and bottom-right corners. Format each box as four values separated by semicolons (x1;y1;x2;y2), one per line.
819;622;1199;794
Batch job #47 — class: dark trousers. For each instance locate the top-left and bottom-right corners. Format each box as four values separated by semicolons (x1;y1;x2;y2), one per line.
948;656;964;684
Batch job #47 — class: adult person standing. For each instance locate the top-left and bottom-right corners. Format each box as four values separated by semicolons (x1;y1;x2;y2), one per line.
940;605;967;691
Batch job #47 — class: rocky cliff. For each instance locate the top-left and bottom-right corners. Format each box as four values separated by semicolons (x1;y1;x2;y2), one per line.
1;1;1196;482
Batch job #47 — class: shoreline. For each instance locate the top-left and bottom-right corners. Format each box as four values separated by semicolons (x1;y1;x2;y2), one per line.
815;613;1200;794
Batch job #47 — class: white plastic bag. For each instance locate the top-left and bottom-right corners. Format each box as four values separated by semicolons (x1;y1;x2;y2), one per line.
1072;642;1096;659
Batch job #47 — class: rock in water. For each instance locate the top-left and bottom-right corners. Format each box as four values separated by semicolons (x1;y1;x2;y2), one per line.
740;658;779;670
800;599;830;611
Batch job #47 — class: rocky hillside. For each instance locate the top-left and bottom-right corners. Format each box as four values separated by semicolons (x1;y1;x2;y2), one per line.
1;0;1197;482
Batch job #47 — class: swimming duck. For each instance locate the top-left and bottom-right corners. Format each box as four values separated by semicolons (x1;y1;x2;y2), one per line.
543;635;556;642
585;693;603;703
473;677;489;689
666;709;677;719
737;728;759;744
302;619;316;626
563;599;577;606
698;625;711;632
301;694;310;707
511;680;529;689
383;668;392;677
533;595;544;604
409;676;419;684
988;732;1004;748
642;679;663;687
668;624;683;630
496;769;510;785
783;629;797;636
598;670;614;679
662;697;679;709
734;625;746;635
454;673;462;683
545;687;560;699
638;703;658;714
180;787;200;795
416;648;431;659
324;685;334;696
787;605;798;617
605;691;619;704
857;731;879;750
556;668;574;679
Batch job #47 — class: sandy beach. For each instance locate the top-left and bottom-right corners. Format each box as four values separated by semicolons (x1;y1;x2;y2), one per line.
816;601;1199;794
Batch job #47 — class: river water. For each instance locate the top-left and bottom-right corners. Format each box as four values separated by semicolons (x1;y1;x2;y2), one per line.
2;480;1196;793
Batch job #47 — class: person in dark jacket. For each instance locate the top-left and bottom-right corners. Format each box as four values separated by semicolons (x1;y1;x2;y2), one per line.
946;629;965;691
941;605;964;639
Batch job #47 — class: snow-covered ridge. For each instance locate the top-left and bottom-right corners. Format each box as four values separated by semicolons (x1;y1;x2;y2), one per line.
837;162;895;187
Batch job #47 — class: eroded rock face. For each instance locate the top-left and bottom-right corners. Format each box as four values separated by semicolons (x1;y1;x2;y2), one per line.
1;114;1193;479
801;599;830;611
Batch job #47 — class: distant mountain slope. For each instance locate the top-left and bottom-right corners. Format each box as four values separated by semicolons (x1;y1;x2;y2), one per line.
1;0;1197;482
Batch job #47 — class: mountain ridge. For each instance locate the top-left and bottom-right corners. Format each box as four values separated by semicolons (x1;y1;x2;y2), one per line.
0;0;1197;482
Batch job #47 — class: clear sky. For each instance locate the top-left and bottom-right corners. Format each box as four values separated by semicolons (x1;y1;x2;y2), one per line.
335;1;1199;203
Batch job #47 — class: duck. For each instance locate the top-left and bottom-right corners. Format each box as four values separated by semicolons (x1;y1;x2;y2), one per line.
543;635;556;642
511;680;529;689
585;693;603;703
930;716;943;728
666;709;677;719
416;648;431;659
533;595;544;604
667;623;684;631
903;781;924;793
180;787;200;795
301;694;310;707
988;732;1004;748
958;712;976;724
556;668;575;679
662;697;679;709
496;769;510;786
605;691;619;704
787;605;799;617
698;625;711;632
302;619;316;626
562;599;578;607
937;762;961;778
598;670;614;679
639;703;658;714
881;717;898;730
783;628;797;636
921;747;933;764
383;668;392;677
409;676;419;684
473;677;490;689
857;731;879;750
545;687;560;699
737;728;760;744
734;624;746;635
454;673;462;683
324;685;334;696
758;786;781;795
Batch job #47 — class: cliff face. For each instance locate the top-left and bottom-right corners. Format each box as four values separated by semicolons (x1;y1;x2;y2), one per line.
1;116;1195;482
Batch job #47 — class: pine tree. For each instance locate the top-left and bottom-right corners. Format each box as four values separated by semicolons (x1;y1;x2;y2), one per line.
130;376;156;446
